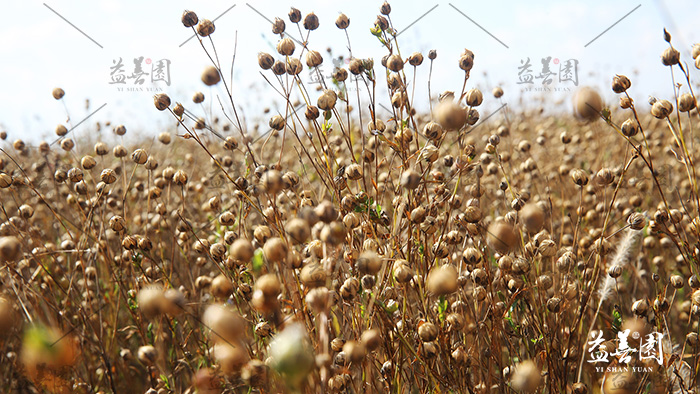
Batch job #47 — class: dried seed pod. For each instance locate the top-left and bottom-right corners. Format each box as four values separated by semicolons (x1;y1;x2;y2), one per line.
258;52;274;70
211;275;234;299
620;119;638;137
520;203;545;232
418;322;438;342
317;90;337;111
201;66;221;86
426;265;458;295
306;50;323;68
52;87;65;100
56;124;67;136
272;17;285;34
511;360;541;393
612;74;631;93
132;149;148;165
137;345;158;366
335;13;350;29
300;262;326;288
288;7;301;23
465;88;483;107
286;58;303;75
661;47;680;66
286;218;310;244
154;93;170;111
679;93;697;112
493;86;503;98
458;49;475;72
137;286;167;318
487;222;519;253
408;52;423;66
303;12;319;30
182;10;198;27
360;329;381;351
197;19;215;37
203;304;245;344
0;236;21;262
263;237;287;263
434;101;466;130
571;169;589;186
342;341;366;363
573;87;602;121
277;37;295;56
651;99;673;119
386;55;403;72
400;169;421;190
230;239;254;263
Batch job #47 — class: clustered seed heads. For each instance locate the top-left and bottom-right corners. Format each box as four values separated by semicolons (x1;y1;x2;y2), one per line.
4;4;700;394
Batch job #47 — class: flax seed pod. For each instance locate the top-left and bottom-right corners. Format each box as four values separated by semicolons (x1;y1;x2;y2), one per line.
408;52;423;66
661;47;680;66
306;50;323;68
317;90;337;111
52;87;65;100
303;12;319;30
487;222;519;254
288;7;301;23
335;13;350;29
277;38;295;56
263;237;287;263
612;75;631;93
458;49;475;72
386;55;403;72
197;19;215;37
426;265;458;295
493;86;504;98
465;89;483;107
182;10;198;27
201;66;221;86
573;87;602;121
511;360;541;393
211;275;234;299
620;119;638;137
56;124;67;137
137;345;158;366
679;93;697;112
272;17;285;34
434;101;466;130
0;236;21;262
571;169;588;186
258;53;274;70
651;99;673;118
230;238;254;263
154;93;170;111
60;138;74;151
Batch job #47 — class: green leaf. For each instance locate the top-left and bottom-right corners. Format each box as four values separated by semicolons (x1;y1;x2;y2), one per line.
252;248;264;272
147;322;154;344
438;295;448;322
160;374;171;389
612;306;622;333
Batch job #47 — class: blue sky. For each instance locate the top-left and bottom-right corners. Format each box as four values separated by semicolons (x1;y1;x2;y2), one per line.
1;0;698;143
